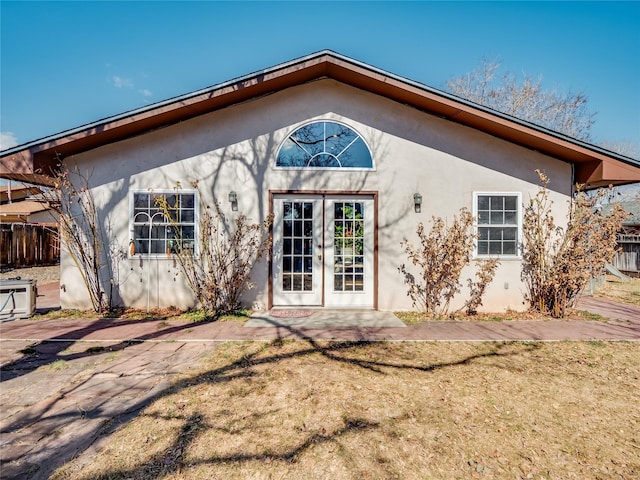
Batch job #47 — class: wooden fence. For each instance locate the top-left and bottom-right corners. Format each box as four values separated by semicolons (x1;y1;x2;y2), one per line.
613;234;640;274
0;224;60;268
613;251;639;274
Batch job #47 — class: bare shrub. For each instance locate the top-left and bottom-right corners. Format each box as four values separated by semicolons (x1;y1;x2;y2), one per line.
521;170;628;317
43;167;111;313
399;208;499;318
156;189;272;318
464;259;500;316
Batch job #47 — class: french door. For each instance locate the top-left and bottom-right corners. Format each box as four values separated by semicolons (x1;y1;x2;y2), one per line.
272;195;375;308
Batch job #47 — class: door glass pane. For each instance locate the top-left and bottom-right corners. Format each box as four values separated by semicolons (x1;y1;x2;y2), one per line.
333;201;365;292
283;203;293;219
281;201;314;291
303;202;313;219
304;238;313;254
284;220;292;236
293;203;303;219
304;275;313;290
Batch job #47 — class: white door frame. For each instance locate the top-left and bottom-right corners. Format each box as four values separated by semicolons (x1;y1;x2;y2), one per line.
270;191;377;309
271;196;323;306
323;196;375;308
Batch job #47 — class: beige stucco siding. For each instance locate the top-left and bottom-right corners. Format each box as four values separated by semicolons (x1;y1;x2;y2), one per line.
59;79;571;312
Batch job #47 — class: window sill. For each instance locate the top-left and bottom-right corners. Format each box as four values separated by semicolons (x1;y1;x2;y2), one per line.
474;255;522;261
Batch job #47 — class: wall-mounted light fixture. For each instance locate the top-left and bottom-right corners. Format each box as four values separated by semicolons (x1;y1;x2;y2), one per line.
413;193;422;213
228;191;238;211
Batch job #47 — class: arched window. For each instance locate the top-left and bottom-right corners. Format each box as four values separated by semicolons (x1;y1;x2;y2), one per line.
276;121;373;169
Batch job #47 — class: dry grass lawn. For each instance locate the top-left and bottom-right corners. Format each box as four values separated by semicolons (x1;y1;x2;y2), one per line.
596;276;640;307
52;340;639;480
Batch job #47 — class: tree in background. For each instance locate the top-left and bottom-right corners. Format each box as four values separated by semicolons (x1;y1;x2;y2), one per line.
446;59;595;142
598;141;640;161
446;59;640;199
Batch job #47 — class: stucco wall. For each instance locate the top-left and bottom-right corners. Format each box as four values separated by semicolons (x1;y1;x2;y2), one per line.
60;79;572;312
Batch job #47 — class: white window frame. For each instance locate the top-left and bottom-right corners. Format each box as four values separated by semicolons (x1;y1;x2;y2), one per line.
129;189;199;259
473;192;522;259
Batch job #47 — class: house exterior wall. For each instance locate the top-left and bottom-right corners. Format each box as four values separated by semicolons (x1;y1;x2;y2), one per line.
59;79;572;312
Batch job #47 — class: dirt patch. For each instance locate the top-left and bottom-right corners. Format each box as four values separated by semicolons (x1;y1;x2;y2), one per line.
0;264;60;285
51;341;640;480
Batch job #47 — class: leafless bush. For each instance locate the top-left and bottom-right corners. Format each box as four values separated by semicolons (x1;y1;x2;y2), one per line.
399;208;499;318
157;190;272;318
521;170;627;317
464;259;500;316
44;167;111;313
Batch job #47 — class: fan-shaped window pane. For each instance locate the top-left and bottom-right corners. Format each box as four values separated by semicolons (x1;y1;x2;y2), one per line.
276;121;373;169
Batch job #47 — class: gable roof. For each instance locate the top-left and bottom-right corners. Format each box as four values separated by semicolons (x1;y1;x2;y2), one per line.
2;50;639;188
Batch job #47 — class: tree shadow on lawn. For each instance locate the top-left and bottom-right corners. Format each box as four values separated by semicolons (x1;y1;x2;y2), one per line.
1;317;540;480
51;333;540;480
84;411;379;480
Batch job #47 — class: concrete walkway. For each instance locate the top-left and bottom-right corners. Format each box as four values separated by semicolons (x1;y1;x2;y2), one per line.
1;299;639;345
1;285;639;479
6;281;639;343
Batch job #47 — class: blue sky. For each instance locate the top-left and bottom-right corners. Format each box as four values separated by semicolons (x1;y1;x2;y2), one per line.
1;1;639;153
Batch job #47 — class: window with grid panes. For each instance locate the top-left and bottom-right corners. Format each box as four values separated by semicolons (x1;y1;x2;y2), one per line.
475;193;520;256
131;191;196;257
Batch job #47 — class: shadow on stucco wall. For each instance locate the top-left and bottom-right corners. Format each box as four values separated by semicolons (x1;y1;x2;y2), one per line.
60;78;551;311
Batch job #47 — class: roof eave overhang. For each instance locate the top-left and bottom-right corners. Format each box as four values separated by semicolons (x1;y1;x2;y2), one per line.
2;50;639;188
